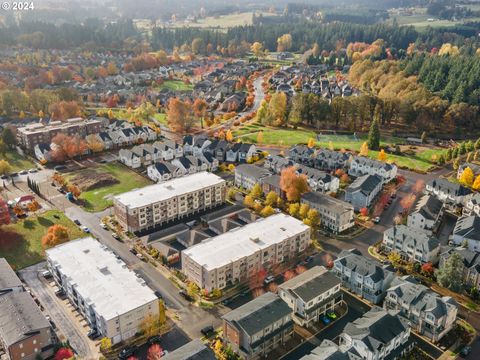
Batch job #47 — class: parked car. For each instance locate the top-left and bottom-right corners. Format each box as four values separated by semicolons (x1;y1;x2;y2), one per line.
221;298;232;306
179;290;193;301
73;219;81;225
42;270;52;279
320;315;331;325
200;325;214;336
54;165;66;171
460;346;471;357
54;288;64;297
305;255;314;263
112;232;120;240
264;275;275;285
29;168;38;173
119;346;137;359
19;170;28;175
87;329;99;339
391;193;397;198
100;223;108;229
147;335;162;345
154;291;163;299
373;216;381;224
0;174;8;179
49;320;57;330
129;247;138;255
82;226;90;233
326;311;337;319
136;253;146;261
159;350;169;357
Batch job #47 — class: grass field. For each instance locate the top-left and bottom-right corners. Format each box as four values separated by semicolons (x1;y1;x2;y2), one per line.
168;12;277;29
66;162;152;212
4;149;35;172
152;113;168;126
234;122;444;171
389;9;480;29
156;80;193;92
0;210;84;269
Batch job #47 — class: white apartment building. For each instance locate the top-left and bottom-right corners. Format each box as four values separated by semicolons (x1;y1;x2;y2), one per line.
182;214;311;291
278;266;342;327
46;237;159;345
113;172;226;233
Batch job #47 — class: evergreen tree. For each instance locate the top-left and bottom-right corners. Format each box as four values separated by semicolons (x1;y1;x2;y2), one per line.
459;142;467;155
475;138;480;150
367;119;380;150
436;253;464;292
445;148;452;161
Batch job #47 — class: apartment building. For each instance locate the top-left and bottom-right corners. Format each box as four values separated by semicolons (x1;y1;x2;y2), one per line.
0;292;55;360
234;164;272;191
46;237;159;345
278;266;342;327
113;172;226;233
385;276;458;342
0;258;24;295
222;292;293;360
0;259;55;360
301;191;354;233
333;249;396;304
339;307;411;360
182;214;310;291
407;194;444;233
344;174;383;211
313;149;352;171
426;178;471;205
383;225;441;264
17;118;102;150
348;156;398;183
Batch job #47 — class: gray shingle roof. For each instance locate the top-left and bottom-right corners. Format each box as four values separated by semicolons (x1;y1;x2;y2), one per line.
235;164;272;180
454;216;480;241
222;293;291;336
162;339;216;360
0;258;22;292
346;175;382;196
336;249;394;282
412;194;443;221
385;225;440;253
0;292;50;347
428;179;471;197
302;192;353;214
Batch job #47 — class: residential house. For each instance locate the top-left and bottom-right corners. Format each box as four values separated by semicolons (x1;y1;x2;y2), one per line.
348;156;397;183
200;153;219;171
119;149;141;168
163;140;183;158
339;307;411;360
313;149;352;171
463;193;480;217
235;164;272;191
261;175;285;199
222;292;294;360
333;249;396;304
205;140;229;162
426;179;471;205
383;225;441;264
301;192;354;233
439;247;480;289
220;93;246;111
344;174;383;211
14;195;35;209
295;165;339;193
183;135;194;155
147;162;184;182
264;155;294;174
153;141;175;161
191;136;211;157
385;276;458;342
452;216;480;252
407;195;444;233
226;143;242;162
289;145;315;165
172;156;198;174
278;266;342;327
238;143;257;163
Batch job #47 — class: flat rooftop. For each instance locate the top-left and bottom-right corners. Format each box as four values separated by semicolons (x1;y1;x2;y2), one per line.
183;214;309;270
113;172;225;209
46;237;157;321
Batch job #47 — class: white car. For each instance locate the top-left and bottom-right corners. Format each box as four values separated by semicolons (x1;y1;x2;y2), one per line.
82;226;90;233
373;216;381;224
264;275;275;285
100;223;108;229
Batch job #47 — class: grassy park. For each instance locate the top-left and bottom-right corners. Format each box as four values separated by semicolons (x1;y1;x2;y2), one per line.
65;162;151;212
156;80;193;92
0;210;84;269
233;122;446;172
4;150;36;172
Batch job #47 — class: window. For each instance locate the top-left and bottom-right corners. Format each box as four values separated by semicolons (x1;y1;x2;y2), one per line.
33;339;37;344
19;343;23;349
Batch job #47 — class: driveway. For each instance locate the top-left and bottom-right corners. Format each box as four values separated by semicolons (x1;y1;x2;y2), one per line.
19;263;99;359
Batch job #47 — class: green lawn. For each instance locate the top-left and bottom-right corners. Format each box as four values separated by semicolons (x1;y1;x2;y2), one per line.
233;123;444;171
0;210;84;269
156;80;193;92
152;113;168;126
66;162;152;212
4;149;35;172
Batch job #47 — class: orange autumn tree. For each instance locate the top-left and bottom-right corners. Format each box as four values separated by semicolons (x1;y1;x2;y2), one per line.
280;166;310;202
41;224;69;250
192;98;207;128
166;98;195;133
51;134;88;162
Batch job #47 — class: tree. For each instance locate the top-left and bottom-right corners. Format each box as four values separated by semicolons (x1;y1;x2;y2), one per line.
100;337;112;351
140;312;162;338
280;167;309;202
2;128;16;149
249;183;263;199
453;158;460;170
27;200;41;212
85;134;105;153
359;142;369;156
54;347;74;360
227;188;236;201
67;184;81;198
41;224;69;249
166;98;195;133
225;130;233;142
367;119;380;150
257;131;263;144
307;138;315;148
378;149;387;162
0;160;11;175
260;205;275;217
147;344;163;360
459;167;474;187
421;262;434;277
299;203;310;219
420;131;427;143
359;207;368;217
473;175;480;191
277;33;292;52
288;203;300;217
251;42;264;57
387;251;401;267
459;142;466;155
305;208;320;228
193;98;207;128
436;252;464;292
51;134;88;162
265;92;287;126
265;191;278;206
243;195;255;208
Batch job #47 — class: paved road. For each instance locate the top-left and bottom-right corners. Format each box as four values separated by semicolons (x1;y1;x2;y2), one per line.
19;263;98;359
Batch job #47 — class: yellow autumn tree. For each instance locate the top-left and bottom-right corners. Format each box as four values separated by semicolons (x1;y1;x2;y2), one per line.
473;175;480;191
378;149;387;162
359;142;369;156
225;130;233;142
307;138;315;148
257;131;263;144
328;141;334;151
460;167;475;187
